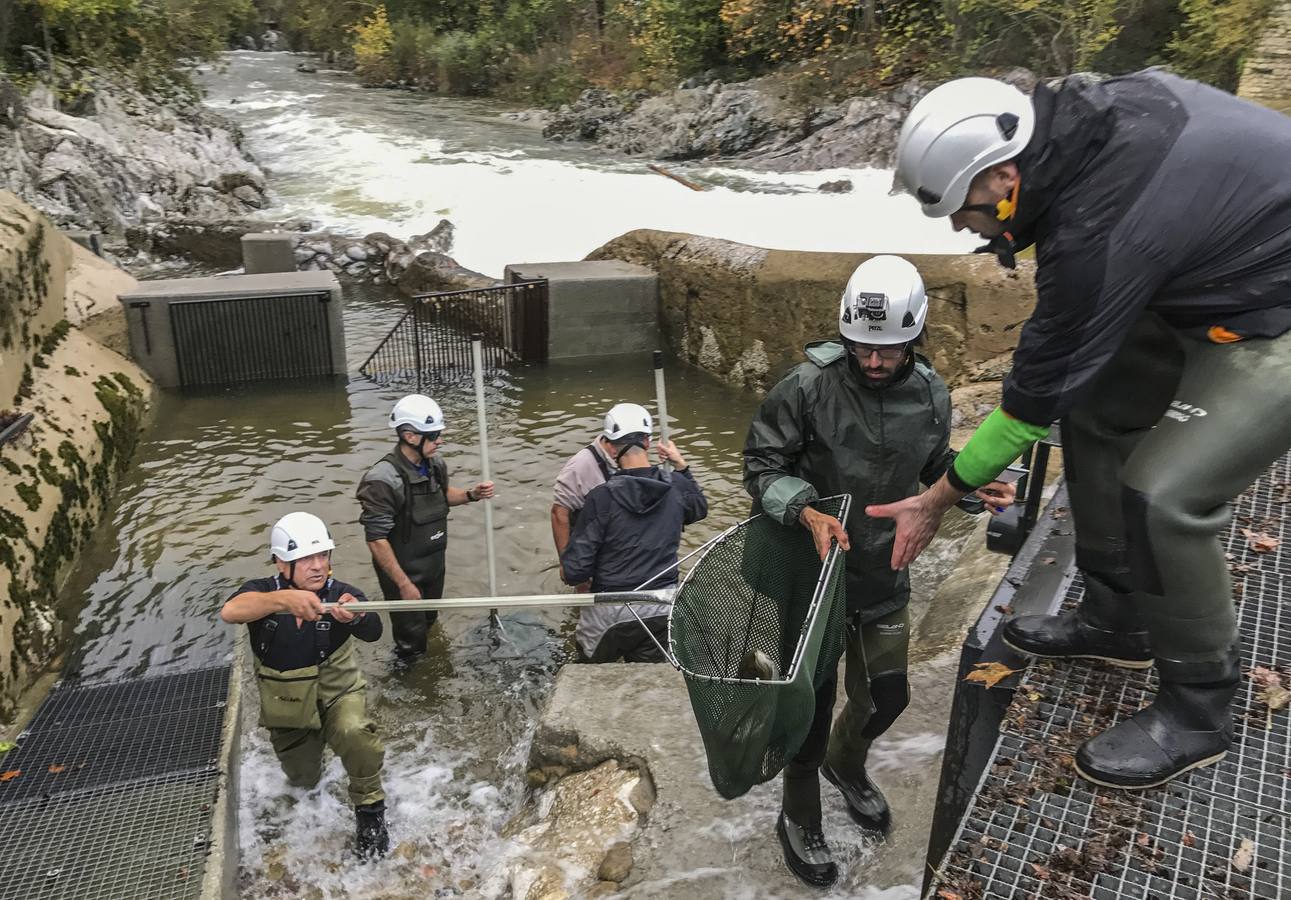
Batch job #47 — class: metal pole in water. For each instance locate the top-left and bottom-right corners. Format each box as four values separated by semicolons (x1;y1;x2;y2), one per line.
471;333;500;627
653;349;671;471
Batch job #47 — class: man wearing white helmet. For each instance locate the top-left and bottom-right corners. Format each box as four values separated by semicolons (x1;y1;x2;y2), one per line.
356;394;495;658
560;403;707;661
744;255;1015;887
550;402;651;589
221;512;388;858
878;69;1291;790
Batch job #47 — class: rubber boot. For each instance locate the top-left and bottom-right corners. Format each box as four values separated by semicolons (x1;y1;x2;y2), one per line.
1074;668;1237;790
355;801;390;859
776;812;837;888
1002;574;1152;668
821;759;891;834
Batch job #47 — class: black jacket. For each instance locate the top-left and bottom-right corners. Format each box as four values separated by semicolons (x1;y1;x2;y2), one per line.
235;576;383;670
1002;69;1291;426
561;465;708;592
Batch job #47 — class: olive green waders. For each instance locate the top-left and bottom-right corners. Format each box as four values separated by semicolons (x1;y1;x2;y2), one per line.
1063;314;1291;681
783;605;910;824
262;641;385;807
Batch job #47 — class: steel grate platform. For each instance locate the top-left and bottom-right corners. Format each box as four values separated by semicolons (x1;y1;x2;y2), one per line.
0;666;231;900
930;455;1290;900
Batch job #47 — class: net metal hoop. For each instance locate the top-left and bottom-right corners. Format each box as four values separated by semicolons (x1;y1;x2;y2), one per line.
666;493;851;684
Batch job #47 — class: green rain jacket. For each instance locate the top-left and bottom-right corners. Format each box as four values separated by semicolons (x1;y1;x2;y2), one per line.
743;341;955;622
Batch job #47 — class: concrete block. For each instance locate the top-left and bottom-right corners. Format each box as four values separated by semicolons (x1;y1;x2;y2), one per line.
241;232;298;274
504;260;659;360
120;271;344;388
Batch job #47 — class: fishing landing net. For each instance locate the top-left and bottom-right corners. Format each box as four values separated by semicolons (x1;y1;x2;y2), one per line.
665;494;850;800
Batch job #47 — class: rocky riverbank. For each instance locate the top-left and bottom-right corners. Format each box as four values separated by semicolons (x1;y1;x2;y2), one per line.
542;68;1038;171
0;63;266;240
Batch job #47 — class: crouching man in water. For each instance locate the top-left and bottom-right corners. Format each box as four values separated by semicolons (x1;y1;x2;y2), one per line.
745;256;1014;887
221;512;389;858
560;406;708;662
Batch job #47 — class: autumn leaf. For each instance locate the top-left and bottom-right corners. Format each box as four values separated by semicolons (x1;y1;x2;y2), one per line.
0;770;20;782
1183;831;1196;848
0;741;16;754
1028;863;1051;879
936;891;963;900
965;662;1022;689
1232;837;1254;872
47;764;65;774
1241;528;1281;553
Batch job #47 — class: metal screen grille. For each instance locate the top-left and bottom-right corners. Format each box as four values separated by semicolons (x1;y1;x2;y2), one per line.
0;667;231;900
929;453;1291;900
170;292;335;387
359;280;549;388
669;495;850;799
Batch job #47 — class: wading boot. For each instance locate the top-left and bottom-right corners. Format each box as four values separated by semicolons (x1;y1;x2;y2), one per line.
355;801;390;859
776;812;837;888
1002;574;1152;668
1074;673;1237;790
821;760;891;834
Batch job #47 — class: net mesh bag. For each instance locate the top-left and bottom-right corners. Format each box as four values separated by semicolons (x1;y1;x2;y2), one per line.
668;495;850;799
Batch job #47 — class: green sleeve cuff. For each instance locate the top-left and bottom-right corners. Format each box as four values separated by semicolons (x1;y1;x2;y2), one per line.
761;475;818;526
952;407;1050;489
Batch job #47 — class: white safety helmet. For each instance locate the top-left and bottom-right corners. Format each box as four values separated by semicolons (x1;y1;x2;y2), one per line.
390;394;445;434
839;256;928;345
894;77;1035;218
269;511;336;562
602;402;652;441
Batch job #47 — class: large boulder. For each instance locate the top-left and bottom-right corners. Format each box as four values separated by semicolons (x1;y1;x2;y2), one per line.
393;250;496;295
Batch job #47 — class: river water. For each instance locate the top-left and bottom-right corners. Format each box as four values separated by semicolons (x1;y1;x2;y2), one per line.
53;52;988;899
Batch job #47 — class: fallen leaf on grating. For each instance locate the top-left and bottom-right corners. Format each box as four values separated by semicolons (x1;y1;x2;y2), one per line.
47;764;65;774
936;891;963;900
965;662;1022;689
1183;831;1196;848
0;769;20;782
0;741;15;754
1232;837;1254;873
1241;528;1281;553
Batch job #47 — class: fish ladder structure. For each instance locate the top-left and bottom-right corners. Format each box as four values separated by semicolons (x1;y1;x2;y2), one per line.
0;665;240;900
926;453;1290;900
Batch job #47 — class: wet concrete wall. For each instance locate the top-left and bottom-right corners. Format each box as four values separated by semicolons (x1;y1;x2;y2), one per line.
587;230;1037;408
0;191;152;721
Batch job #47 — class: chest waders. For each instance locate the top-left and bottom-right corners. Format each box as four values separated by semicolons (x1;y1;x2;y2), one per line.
378;451;449;656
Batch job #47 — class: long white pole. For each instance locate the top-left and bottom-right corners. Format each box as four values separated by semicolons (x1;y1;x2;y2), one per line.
320;589;676;615
471;335;499;623
653;349;671;471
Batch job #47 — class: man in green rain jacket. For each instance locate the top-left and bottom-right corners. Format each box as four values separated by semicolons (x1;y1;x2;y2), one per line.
745;256;1014;888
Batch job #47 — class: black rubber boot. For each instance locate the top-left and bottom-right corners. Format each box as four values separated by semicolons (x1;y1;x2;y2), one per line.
355;801;390;859
821;759;891;834
1002;574;1153;668
776;812;837;888
1074;674;1237;790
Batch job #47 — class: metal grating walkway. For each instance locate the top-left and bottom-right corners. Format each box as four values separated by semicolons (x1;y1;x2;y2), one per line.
929;454;1290;900
0;666;231;900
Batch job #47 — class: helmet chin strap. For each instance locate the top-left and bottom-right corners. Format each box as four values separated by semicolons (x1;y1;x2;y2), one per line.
966;179;1021;269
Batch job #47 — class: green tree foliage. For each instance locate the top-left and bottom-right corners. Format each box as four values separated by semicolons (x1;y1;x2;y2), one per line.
1165;0;1277;90
3;0;256;82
